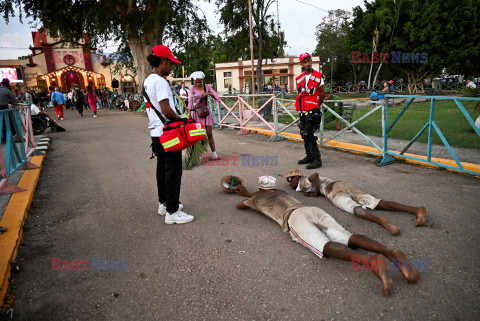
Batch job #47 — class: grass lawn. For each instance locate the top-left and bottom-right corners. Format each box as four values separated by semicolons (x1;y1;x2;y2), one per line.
278;100;480;150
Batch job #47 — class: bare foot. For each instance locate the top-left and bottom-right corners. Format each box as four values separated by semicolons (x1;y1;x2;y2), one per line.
391;249;420;284
369;254;393;297
415;206;427;227
379;217;400;236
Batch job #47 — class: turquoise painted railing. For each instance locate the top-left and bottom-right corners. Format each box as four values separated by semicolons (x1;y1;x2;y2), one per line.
376;95;480;176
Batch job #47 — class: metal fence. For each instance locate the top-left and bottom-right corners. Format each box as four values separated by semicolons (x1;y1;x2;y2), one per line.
377;94;480;176
0;104;40;194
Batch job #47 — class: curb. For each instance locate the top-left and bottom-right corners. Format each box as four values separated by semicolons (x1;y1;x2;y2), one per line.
0;154;46;307
243;126;480;177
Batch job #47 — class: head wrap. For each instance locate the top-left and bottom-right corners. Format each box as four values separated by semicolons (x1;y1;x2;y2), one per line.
258;176;276;190
190;71;205;80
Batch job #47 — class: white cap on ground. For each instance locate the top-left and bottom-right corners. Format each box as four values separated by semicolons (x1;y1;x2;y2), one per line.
258;176;276;190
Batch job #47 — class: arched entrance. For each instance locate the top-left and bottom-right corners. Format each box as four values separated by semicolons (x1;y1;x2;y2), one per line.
64;71;83;91
121;75;136;93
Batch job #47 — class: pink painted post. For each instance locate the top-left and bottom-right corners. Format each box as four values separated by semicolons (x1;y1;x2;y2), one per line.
18;105;39;170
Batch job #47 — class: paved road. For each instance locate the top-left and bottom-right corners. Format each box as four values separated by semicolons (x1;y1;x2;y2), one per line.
5;109;480;320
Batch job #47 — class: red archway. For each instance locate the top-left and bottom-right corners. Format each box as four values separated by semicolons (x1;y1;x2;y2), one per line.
64;71;82;91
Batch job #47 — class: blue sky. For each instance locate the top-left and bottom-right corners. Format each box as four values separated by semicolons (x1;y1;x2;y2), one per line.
0;0;365;60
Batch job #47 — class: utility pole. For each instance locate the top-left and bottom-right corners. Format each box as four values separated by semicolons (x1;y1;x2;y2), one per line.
248;0;255;98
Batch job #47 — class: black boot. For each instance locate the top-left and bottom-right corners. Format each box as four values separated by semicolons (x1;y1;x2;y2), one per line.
306;141;322;169
298;141;313;164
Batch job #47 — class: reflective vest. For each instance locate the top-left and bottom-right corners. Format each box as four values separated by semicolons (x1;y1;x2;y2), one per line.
295;70;323;112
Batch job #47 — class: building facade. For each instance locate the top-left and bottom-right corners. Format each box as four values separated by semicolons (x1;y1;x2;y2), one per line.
0;29;138;94
214;56;321;93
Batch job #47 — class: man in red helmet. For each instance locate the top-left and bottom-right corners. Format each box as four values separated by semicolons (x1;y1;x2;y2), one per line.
295;53;325;169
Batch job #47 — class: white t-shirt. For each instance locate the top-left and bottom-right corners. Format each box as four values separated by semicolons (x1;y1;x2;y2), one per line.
466;81;477;89
143;73;176;137
179;88;189;99
30;103;41;115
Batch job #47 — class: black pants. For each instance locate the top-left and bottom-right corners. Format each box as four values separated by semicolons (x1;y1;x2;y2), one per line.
299;108;321;143
151;137;182;214
74;101;83;116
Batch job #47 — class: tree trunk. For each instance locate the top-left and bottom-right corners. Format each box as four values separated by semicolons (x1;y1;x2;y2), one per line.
256;33;263;92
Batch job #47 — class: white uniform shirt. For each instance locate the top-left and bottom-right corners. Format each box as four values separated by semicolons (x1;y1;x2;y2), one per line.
143;73;176;137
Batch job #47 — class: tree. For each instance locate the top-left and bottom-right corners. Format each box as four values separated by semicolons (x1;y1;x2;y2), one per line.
313;9;351;87
216;0;285;90
0;0;210;85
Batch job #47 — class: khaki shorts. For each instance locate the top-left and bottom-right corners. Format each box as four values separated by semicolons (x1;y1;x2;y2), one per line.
331;192;381;214
287;207;352;258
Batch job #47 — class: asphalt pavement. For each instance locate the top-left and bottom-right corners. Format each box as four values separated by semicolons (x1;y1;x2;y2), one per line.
3;108;480;320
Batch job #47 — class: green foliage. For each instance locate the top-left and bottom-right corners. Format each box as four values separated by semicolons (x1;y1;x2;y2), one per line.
461;87;480;116
182;138;210;170
1;0;210;84
339;0;480;85
314;10;352;85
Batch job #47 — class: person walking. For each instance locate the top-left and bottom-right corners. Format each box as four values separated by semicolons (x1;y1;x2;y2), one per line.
143;44;194;224
50;87;65;120
295;52;325;169
187;71;221;160
86;85;98;117
72;84;85;117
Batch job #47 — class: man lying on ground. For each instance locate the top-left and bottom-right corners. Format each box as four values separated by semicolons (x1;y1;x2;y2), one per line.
234;176;419;296
285;169;426;236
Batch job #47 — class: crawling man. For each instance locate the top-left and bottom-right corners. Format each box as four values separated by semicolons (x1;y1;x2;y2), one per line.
285;169;427;236
235;176;419;296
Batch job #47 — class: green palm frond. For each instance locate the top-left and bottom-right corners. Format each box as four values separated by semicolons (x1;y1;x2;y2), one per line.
461;87;480;116
182;138;210;170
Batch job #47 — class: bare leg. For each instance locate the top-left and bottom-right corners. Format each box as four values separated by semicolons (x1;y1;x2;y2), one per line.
348;235;420;284
323;241;393;297
376;200;426;226
206;126;216;153
354;206;400;236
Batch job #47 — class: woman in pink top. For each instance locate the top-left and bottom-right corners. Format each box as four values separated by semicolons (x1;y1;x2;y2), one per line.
187;71;221;160
86;85;98;117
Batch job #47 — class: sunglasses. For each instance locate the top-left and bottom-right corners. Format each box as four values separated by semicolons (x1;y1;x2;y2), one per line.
287;176;299;182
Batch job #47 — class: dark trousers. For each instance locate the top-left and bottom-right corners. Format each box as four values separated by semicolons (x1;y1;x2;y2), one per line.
151;137;182;214
74;101;84;116
299;108;321;142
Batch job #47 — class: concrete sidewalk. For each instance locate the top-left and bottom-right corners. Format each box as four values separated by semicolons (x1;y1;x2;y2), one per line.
1;109;479;320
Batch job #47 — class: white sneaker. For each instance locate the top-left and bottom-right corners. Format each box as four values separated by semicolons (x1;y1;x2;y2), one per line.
158;203;183;216
60;118;63;120
93;115;97;118
165;210;194;224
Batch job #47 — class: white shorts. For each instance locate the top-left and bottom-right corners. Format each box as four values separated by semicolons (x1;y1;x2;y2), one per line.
287;207;352;258
331;192;381;214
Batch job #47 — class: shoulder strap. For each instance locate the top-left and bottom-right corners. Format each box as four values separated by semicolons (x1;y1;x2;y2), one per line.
142;83;167;124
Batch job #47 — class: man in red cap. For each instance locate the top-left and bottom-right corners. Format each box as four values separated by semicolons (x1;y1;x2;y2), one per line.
143;45;195;225
295;53;325;169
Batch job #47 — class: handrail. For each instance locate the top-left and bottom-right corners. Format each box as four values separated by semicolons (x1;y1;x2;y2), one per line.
0;104;40;194
377;94;480;176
